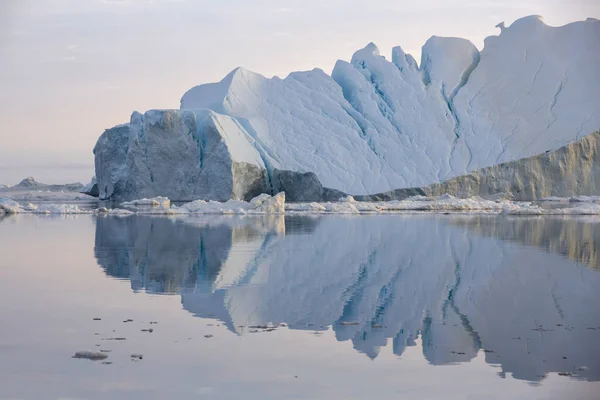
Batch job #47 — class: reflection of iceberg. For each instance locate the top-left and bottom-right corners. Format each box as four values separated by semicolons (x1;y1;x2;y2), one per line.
450;216;600;271
94;214;600;382
94;215;286;293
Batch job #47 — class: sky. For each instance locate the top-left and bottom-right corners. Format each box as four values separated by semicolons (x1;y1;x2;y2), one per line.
0;0;598;184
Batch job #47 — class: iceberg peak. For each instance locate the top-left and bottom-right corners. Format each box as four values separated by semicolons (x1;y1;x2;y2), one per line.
391;46;419;72
507;15;545;32
351;42;382;63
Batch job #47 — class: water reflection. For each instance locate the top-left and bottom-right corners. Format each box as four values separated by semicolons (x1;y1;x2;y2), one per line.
451;216;600;271
94;214;600;382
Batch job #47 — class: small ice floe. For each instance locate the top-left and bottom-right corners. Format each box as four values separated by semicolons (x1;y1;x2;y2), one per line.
287;194;600;215
502;202;600;215
34;204;94;214
0;198;94;214
177;192;286;215
72;351;108;361
539;196;569;202
119;192;286;215
98;208;135;215
287;194;508;214
569;195;600;203
0;198;21;214
121;197;170;208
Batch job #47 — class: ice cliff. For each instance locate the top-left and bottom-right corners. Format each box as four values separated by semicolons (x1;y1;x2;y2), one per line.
94;110;270;201
357;130;600;201
94;16;600;201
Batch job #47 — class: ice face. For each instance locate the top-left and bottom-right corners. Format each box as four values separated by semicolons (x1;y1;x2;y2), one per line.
94;109;270;202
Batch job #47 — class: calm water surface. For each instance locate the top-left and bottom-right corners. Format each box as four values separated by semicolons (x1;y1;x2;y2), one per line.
1;214;599;399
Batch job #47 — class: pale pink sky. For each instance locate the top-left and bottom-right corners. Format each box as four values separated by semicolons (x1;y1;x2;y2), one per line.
0;0;598;184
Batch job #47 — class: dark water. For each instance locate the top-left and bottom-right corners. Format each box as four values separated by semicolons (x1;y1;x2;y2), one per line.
1;214;599;399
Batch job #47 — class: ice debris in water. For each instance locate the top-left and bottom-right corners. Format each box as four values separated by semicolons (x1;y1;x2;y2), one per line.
5;192;600;216
287;194;600;215
121;197;171;208
540;196;600;203
177;192;285;215
0;198;93;214
72;351;108;361
0;198;21;214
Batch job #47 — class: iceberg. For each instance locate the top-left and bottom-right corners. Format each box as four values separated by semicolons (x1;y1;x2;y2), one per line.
94;110;269;202
0;177;93;201
93;16;600;201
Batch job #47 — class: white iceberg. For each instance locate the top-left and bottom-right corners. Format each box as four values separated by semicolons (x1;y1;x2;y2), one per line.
92;16;600;202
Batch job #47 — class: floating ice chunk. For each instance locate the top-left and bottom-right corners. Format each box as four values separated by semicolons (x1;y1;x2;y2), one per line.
0;198;22;214
123;192;287;215
121;197;170;208
33;204;94;214
98;208;135;216
550;203;600;215
0;199;93;214
501;204;544;215
285;202;327;212
249;192;285;214
293;201;360;214
569;196;600;203
72;351;108;361
540;196;569;202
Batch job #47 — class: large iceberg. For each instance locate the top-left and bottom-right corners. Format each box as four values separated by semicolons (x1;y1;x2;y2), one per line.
94;16;600;201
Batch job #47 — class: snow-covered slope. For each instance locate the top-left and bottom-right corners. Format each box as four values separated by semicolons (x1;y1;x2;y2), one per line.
180;16;600;195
